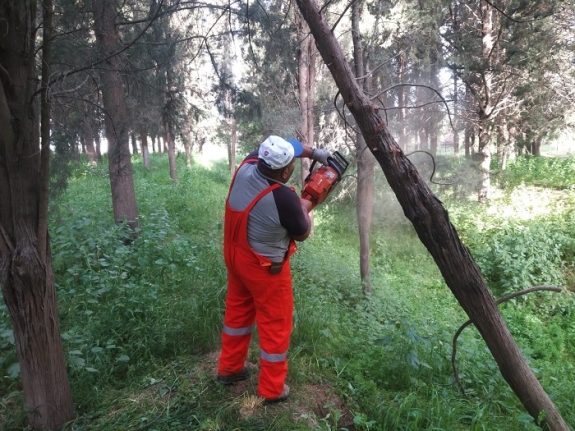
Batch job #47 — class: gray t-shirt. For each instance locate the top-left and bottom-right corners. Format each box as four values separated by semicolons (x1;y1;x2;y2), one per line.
228;155;308;262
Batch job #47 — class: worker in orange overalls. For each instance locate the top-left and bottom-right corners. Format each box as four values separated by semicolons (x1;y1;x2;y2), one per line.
217;135;331;403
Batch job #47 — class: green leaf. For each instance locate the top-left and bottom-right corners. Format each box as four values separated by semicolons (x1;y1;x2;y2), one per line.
7;362;20;378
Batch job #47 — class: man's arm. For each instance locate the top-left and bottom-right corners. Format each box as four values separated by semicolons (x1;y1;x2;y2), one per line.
290;198;313;241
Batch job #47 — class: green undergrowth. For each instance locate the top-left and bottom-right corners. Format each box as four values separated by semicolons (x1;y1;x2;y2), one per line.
1;153;575;430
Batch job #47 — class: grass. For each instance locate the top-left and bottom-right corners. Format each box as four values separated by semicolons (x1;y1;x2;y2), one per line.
1;152;575;430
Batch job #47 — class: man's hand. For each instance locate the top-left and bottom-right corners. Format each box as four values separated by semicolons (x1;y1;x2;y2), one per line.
311;148;332;165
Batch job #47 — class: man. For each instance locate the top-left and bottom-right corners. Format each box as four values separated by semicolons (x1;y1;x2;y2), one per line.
217;135;331;403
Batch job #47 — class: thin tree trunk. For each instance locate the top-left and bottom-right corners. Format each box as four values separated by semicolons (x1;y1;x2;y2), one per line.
295;5;315;234
230;118;237;176
453;73;459;158
294;0;570;429
82;111;97;166
183;133;192;168
131;132;139;155
95;128;103;162
0;1;75;429
163;30;178;183
296;8;312;187
93;0;139;229
477;0;493;203
429;68;440;157
140;130;150;169
397;54;408;151
163;107;178;183
352;0;374;294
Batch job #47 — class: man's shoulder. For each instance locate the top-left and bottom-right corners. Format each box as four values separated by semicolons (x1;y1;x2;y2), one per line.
271;185;300;209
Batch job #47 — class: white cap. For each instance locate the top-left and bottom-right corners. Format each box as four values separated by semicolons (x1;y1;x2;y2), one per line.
258;135;303;170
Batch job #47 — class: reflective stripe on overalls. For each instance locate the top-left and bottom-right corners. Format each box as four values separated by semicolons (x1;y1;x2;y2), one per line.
218;159;297;399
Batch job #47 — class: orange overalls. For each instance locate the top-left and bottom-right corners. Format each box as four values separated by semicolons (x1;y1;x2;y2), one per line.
218;160;297;399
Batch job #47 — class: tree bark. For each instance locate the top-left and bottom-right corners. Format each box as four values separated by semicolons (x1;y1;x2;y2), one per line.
477;0;494;203
397;54;408;151
82;110;97;166
295;7;315;233
352;0;374;294
163;31;179;184
182;132;192;168
0;1;75;429
95;128;103;163
294;0;570;429
131;132;139;155
93;0;140;229
140;129;151;169
453;73;459;158
295;8;313;186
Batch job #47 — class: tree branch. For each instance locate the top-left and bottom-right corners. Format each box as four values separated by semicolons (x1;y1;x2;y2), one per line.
452;285;565;399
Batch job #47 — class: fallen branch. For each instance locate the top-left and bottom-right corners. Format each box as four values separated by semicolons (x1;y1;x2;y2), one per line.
452;285;564;399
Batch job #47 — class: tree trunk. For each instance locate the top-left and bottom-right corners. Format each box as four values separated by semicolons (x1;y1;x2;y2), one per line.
295;8;312;188
140;130;150;170
163;33;179;184
131;132;139;155
0;1;75;429
294;0;570;429
163;106;179;183
477;0;494;203
453;72;460;158
397;54;408;151
230;118;237;176
295;6;315;232
82;111;97;166
93;0;140;230
532;140;542;156
183;133;192;168
429;69;440;157
95;129;103;162
352;0;374;294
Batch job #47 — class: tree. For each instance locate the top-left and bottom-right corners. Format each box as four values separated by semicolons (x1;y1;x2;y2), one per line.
351;0;376;293
92;0;140;230
0;0;75;429
443;0;571;198
294;0;570;428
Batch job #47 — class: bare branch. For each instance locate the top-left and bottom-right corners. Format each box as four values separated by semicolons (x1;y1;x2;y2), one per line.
452;285;565;399
370;83;455;131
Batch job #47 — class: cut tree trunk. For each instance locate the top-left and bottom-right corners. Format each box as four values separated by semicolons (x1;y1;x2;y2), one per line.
294;0;570;429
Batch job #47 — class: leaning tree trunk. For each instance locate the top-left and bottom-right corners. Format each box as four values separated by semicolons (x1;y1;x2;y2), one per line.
294;0;570;429
93;0;140;230
0;1;75;429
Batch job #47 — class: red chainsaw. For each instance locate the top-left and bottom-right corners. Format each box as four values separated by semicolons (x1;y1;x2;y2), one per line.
301;151;349;209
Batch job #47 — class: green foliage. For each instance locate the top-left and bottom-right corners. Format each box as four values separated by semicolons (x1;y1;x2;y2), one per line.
503;155;575;190
463;220;567;294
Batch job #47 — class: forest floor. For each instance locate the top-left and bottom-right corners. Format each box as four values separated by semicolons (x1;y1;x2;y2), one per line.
196;350;355;430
